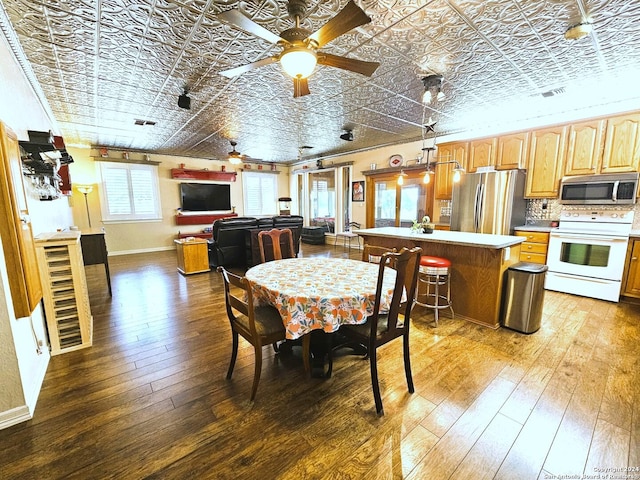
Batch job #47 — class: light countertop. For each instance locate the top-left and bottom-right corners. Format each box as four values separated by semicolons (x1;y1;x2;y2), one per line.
514;225;557;233
354;227;524;249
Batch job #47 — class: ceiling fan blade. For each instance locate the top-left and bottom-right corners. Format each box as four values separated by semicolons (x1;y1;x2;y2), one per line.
293;77;310;98
318;53;379;77
219;56;279;78
217;9;284;45
308;0;372;48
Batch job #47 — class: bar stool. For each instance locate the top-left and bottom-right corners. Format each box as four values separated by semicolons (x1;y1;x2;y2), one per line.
415;255;454;326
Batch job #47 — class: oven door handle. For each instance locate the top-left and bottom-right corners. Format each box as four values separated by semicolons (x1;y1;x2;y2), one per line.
550;233;628;242
549;272;620;285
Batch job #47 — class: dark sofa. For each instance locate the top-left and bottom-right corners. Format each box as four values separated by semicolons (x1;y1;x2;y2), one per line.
208;215;303;267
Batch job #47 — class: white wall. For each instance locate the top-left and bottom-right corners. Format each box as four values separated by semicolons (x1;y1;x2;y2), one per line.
0;30;64;429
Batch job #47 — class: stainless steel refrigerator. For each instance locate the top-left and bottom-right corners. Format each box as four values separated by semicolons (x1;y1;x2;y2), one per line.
450;169;527;235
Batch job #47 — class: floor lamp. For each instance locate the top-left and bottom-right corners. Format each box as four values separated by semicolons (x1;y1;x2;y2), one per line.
76;184;94;228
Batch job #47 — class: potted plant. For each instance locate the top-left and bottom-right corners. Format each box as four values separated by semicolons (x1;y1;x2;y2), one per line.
411;216;435;234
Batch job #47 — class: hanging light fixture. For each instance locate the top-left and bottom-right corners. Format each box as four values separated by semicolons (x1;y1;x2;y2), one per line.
422;74;445;105
280;46;318;79
452;162;465;182
397;170;408;185
423;168;434;184
421;161;465;185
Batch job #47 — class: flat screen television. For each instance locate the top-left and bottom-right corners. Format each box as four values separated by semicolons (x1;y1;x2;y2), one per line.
180;183;231;212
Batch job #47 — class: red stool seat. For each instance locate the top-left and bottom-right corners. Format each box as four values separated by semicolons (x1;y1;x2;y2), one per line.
420;256;451;268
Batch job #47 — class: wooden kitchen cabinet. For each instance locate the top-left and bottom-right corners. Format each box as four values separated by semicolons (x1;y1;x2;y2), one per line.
434;142;467;199
467;137;498;173
601;112;640;173
622;238;640;299
515;230;549;264
525;125;568;198
0;122;43;318
496;132;529;170
564;119;606;175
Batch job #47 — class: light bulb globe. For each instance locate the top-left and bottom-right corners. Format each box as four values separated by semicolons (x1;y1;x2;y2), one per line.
280;47;317;79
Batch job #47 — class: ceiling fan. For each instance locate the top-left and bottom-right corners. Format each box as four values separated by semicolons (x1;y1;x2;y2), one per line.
217;0;380;98
226;140;264;165
227;140;245;164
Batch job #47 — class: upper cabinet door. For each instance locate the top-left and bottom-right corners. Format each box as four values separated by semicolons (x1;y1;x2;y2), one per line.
0;122;43;317
435;144;453;200
526;125;568;198
467;137;497;173
601;113;640;173
434;142;467;200
496;132;529;170
564;119;606;175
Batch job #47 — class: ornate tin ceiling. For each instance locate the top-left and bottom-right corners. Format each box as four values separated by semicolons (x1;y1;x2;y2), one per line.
1;0;639;164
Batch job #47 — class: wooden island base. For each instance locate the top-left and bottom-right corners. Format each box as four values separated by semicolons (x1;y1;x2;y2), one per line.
357;228;523;328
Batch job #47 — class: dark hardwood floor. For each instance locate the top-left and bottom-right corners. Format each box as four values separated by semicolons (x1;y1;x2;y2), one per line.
1;243;639;479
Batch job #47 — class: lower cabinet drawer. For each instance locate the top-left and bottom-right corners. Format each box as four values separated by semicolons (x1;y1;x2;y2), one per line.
519;252;547;264
521;242;548;255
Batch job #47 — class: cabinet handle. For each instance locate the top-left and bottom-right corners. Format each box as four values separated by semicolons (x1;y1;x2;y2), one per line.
632;257;638;261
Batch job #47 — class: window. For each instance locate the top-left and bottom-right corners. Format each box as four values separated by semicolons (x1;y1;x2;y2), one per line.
370;170;429;227
98;161;161;222
309;170;336;232
243;172;277;215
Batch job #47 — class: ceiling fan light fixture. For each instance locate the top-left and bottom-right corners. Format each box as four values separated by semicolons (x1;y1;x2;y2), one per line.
228;154;242;165
280;47;317;79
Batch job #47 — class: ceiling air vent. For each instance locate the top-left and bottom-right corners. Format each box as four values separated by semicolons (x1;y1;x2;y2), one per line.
541;87;566;98
134;119;156;126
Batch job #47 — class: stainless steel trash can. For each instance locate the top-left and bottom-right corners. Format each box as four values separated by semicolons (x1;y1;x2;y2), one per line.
501;262;548;333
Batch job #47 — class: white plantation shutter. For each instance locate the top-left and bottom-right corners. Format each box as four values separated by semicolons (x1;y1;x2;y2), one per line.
98;162;161;221
243;172;277;215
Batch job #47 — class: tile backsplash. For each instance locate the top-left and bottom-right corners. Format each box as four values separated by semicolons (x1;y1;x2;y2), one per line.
526;199;640;230
526;199;562;223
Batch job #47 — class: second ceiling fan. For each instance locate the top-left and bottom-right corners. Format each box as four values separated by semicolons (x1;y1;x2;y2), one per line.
217;0;380;98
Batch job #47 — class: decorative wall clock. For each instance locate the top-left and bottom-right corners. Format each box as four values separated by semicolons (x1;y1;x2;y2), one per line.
389;154;403;167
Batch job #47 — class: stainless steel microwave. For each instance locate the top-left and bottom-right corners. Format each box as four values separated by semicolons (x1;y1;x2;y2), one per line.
559;172;639;204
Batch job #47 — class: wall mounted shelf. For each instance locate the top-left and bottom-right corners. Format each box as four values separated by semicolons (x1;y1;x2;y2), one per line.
175;213;237;225
171;168;237;182
362;163;429;176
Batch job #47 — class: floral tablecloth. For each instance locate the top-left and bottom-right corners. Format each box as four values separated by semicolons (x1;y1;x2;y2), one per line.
245;257;397;339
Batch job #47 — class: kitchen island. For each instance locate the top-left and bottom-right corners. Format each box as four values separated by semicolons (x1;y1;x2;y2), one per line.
355;227;525;328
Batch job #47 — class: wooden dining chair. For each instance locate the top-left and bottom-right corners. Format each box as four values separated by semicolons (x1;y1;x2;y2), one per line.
257;228;295;263
338;246;422;415
361;244;396;264
218;266;286;401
